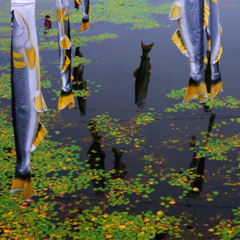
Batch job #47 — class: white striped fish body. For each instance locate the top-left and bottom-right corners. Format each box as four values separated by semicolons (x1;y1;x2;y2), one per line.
11;1;47;200
170;0;208;103
56;0;75;110
209;0;223;99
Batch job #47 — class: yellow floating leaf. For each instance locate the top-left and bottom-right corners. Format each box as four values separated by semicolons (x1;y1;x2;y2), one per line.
193;187;199;192
157;211;164;215
169;200;176;205
106;235;113;239
208;228;214;232
119;225;126;229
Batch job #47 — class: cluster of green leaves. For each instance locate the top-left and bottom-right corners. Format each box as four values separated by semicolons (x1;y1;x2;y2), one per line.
70;1;172;30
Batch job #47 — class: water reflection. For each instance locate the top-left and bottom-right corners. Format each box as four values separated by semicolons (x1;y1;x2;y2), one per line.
10;1;47;200
44;15;51;35
134;42;154;109
56;0;75;110
73;47;87;116
187;114;215;199
170;0;223;105
87;121;106;196
111;147;127;179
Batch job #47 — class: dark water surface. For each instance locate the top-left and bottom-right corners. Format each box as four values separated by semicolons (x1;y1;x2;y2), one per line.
1;0;240;239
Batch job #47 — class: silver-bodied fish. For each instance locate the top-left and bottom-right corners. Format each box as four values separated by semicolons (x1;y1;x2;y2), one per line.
134;42;154;109
170;0;209;103
78;0;91;32
72;47;87;116
11;0;47;201
56;0;74;110
209;0;223;100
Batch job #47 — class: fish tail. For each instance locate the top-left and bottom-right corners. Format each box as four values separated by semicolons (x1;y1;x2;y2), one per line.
11;172;32;201
58;89;75;110
183;78;208;104
80;18;89;33
141;41;154;53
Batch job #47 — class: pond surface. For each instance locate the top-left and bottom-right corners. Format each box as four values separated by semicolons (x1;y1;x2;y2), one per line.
1;0;240;239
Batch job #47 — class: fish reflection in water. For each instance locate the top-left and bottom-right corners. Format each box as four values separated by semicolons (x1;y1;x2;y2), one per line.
44;15;51;36
111;147;127;179
134;42;154;109
10;0;47;200
72;47;87;116
56;0;75;110
87;121;106;196
187;114;215;200
170;0;223;104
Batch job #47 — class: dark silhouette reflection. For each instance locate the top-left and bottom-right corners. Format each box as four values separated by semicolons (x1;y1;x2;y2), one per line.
56;0;75;110
73;47;87;116
44;15;51;35
80;0;90;32
169;0;223;105
87;121;106;196
134;42;154;109
111;147;127;179
187;114;215;199
155;232;166;240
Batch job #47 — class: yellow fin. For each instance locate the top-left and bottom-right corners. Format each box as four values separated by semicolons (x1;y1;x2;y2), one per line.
61;56;71;72
11;179;25;192
204;0;210;28
80;21;90;33
34;91;47;112
64;16;69;21
58;90;75;110
211;0;217;3
210;79;223;100
13;51;23;59
25;48;36;70
76;0;81;5
172;30;188;56
133;68;138;77
56;8;64;23
89;7;92;12
60;35;72;50
214;46;223;63
204;56;208;64
13;59;27;69
169;2;182;20
183;80;208;104
22;175;32;201
70;74;74;80
31;122;47;151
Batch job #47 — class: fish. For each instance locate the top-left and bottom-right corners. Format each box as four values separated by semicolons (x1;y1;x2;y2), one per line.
134;42;154;109
72;47;87;115
208;0;223;100
87;121;106;196
188;114;215;199
79;0;91;32
56;0;75;110
10;0;47;201
170;0;210;104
